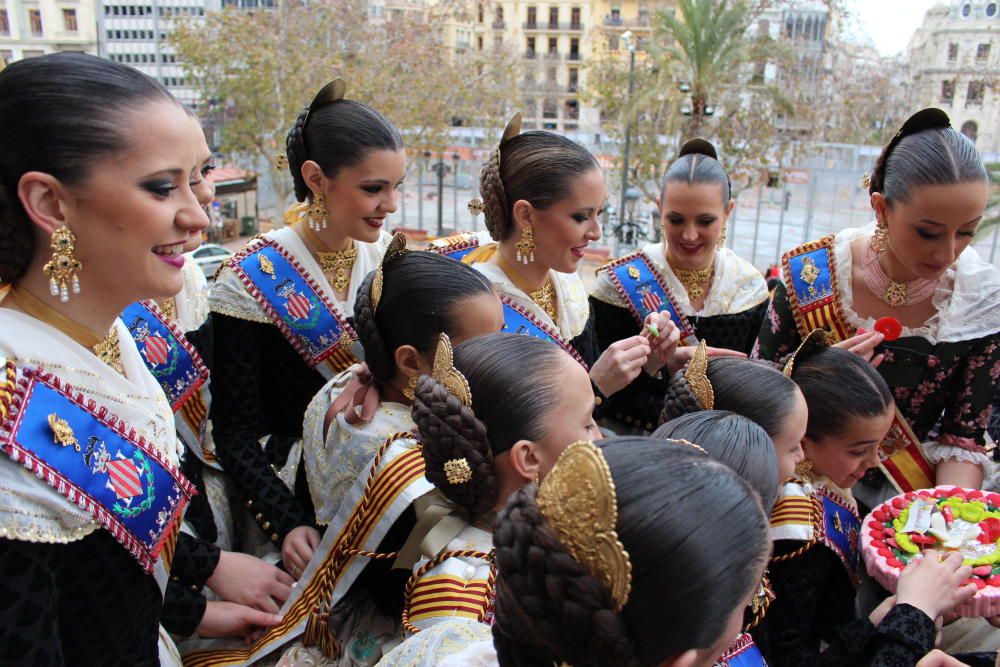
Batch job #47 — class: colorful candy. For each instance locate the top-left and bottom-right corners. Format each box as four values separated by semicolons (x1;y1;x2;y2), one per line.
874;316;902;341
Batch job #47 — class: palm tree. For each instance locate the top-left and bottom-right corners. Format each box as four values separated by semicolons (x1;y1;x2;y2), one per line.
656;0;759;137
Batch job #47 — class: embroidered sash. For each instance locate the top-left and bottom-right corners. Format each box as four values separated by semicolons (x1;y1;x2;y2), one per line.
717;633;767;667
0;363;194;574
228;238;358;380
599;251;697;345
182;433;432;666
782;238;935;493
428;233;482;262
500;296;588;369
771;480;861;584
406;565;495;629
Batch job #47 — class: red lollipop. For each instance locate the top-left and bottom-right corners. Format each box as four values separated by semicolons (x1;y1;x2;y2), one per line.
874;317;902;341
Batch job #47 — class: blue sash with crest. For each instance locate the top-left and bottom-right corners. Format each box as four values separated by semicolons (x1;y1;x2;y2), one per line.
428;233;481;262
781;237;852;342
0;364;194;573
820;491;861;583
500;296;588;369
122;300;209;411
718;634;767;667
600;252;697;344
229;238;358;376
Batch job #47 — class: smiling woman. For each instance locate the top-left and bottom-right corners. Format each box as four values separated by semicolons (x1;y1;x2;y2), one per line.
0;52;211;664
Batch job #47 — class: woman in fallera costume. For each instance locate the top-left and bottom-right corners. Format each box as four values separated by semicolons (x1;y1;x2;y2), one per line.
432;114;681;420
208;79;403;563
592;139;768;432
755;108;1000;494
0;53;283;663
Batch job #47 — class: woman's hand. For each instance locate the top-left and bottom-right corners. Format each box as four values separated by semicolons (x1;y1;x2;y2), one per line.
915;649;970;667
281;526;321;581
590;336;651;397
641;312;681;378
834;330;886;367
664;344;746;376
197;601;283;643
895;550;977;621
206;550;295;613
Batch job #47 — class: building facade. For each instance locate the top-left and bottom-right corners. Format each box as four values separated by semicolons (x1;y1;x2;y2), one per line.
906;0;1000;155
0;0;98;64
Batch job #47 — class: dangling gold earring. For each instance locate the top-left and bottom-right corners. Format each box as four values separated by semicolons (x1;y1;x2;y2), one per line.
403;375;418;401
717;221;728;248
43;226;82;303
307;192;328;232
794;458;813;480
515;224;535;264
532;471;540;485
869;218;889;254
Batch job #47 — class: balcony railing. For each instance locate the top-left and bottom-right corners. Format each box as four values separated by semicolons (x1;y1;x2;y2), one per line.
523;21;583;31
602;16;650;28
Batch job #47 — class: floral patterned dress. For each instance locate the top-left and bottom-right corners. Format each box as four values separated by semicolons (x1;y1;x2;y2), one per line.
755;225;1000;478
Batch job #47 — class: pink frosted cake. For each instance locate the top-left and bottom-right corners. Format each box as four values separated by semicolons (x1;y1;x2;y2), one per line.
861;486;1000;618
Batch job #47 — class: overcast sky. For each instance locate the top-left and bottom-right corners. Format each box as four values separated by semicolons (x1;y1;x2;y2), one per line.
845;0;942;57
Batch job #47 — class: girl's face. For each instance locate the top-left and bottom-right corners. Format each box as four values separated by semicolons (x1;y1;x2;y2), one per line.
772;389;808;482
517;168;604;274
183;116;215;253
312;148;406;244
802;409;893;489
873;181;987;280
658;182;734;271
60;100;210;304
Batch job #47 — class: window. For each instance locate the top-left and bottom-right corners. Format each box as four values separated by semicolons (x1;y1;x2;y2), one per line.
752;61;766;84
565;99;579;120
977;43;991;60
493;6;503;28
988;2;998;17
526;6;536;28
62;8;77;31
29;9;43;36
542;98;557;118
526;36;535;57
948;43;959;61
0;10;8;35
477;36;483;50
941;79;954;102
568;67;578;91
570;7;580;28
569;37;579;60
548;6;557;28
546;66;556;83
967;81;984;105
477;3;482;22
547;37;557;54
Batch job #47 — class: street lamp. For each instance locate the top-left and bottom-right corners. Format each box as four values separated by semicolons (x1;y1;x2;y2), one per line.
429;153;453;237
418;149;431;230
452;152;461;231
618;30;637;230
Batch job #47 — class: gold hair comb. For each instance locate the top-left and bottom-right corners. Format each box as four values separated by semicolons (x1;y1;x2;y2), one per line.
431;333;472;407
468;199;486;216
782;328;828;378
683;340;714;409
370;232;409;312
536;441;632;611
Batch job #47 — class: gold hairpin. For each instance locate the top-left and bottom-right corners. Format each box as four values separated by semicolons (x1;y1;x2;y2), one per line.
468;198;486;216
683;340;714;409
782;328;827;378
861;172;871;189
274;154;288;171
663;437;708;455
536;441;632;611
370;232;409;312
431;333;472;407
443;457;473;485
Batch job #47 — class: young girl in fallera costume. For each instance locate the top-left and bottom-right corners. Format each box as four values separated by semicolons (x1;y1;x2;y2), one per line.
752;332;980;666
0;53;283;664
431;114;682;417
756;108;1000;494
592;139;768;432
208;79;402;564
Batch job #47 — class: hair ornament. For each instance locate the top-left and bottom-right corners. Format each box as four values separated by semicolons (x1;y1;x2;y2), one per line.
678;137;719;160
861;172;871;189
443;457;473;485
273;153;289;171
536;440;632;611
370;232;409;312
431;333;472;407
302;78;347;133
467;198;486;217
782;328;828;378
683;340;714;409
663;437;708;455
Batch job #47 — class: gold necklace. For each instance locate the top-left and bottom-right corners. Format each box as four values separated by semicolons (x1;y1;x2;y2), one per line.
157;296;177;321
303;225;357;293
7;286;124;375
496;249;558;321
93;328;125;376
669;259;714;301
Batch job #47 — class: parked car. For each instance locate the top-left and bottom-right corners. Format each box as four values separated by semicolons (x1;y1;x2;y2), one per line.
187;243;233;279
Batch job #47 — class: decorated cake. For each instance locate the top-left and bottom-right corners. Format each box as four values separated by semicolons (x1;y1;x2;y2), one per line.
861;486;1000;617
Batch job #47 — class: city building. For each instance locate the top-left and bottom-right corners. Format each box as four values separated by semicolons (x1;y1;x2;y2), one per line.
0;0;98;63
906;0;1000;154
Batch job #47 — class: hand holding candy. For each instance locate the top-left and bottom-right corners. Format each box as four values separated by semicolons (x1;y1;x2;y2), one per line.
874;317;902;341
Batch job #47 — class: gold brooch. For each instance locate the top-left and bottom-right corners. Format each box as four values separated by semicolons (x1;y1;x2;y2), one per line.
274;153;289;171
431;334;472;407
799;256;820;297
782;328;827;378
259;253;277;279
443;457;473;485
468;198;486;216
683;340;714;409
48;413;80;451
627;264;641;280
537;441;632;611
